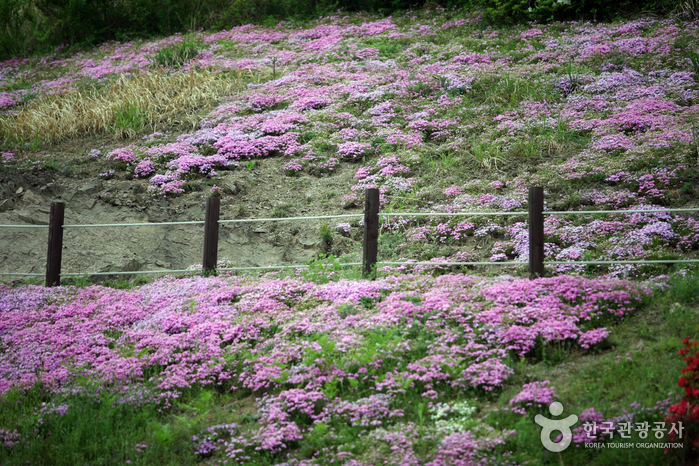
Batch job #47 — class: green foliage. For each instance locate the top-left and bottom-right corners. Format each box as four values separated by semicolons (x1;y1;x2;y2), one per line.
656;272;699;339
319;222;333;245
528;336;574;366
377;231;406;260
0;0;45;58
406;81;435;96
466;135;503;170
111;102;147;134
0;0;220;60
271;202;292;218
61;274;92;288
151;35;200;68
302;254;343;284
150;421;175;445
214;0;431;29
476;0;676;24
0;0;683;60
299;131;317;144
0;383;202;465
338;302;354;319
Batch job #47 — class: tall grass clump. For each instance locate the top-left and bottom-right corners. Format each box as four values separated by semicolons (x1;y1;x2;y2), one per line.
111;101;147;138
0;70;245;144
151;35;201;68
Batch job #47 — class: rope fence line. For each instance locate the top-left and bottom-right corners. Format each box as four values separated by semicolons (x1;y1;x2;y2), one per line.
64;220;204;228
545;208;699;215
2;209;697;229
0;214;367;230
0;224;49;228
219;214;364;223
379;211;527;217
1;188;698;285
0;263;366;277
379;261;523;266
543;259;699;265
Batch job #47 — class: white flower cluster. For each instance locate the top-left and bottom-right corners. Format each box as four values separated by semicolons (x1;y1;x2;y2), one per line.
429;400;478;434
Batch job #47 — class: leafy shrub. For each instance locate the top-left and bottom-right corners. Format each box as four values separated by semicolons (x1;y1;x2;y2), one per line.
475;0;677;23
0;0;45;58
0;0;220;59
0;0;684;60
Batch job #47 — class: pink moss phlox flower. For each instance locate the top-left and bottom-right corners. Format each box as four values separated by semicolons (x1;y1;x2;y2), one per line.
134;160;155;178
509;380;559;414
337;142;371;159
108;146;137;163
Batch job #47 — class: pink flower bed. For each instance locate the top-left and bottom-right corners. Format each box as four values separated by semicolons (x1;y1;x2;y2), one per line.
0;273;648;461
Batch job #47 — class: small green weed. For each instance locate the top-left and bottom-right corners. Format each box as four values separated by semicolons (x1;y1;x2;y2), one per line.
319;222;334;245
302;254;343;284
271;202;292;218
111;102;147;137
61;274;93;288
377;231;406;260
3;131;46;152
407;82;434;96
466;136;503;170
681;47;699;77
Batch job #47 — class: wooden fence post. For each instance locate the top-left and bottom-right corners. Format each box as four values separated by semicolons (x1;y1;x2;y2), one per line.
529;187;544;279
46;202;65;287
203;196;220;276
363;188;379;279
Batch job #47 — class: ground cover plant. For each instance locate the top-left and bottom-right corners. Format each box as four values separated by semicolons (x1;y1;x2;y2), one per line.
0;270;695;465
1;4;699;465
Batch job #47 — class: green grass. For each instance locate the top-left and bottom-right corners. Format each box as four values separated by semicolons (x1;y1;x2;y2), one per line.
465;135;504;170
359;39;407;58
468;73;529;108
0;384;203;465
319;221;334;244
377;231;407;260
151;36;201;69
2;130;46;152
111;102;147;135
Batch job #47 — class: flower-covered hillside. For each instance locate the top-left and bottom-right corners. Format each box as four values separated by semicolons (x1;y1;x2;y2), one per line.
1;9;699;465
0;272;664;464
1;9;698;277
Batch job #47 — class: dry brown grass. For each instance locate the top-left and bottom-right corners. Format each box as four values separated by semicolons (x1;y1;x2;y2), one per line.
0;69;246;145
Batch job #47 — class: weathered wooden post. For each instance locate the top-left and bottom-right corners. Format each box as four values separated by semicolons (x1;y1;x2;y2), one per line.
363;188;379;279
203;196;220;276
529;187;544;279
46;202;65;287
